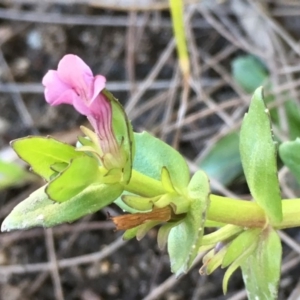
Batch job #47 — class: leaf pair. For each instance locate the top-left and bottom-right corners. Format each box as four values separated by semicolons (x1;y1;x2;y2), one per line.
239;87;283;299
114;132;211;276
12;136;106;203
2;136;125;231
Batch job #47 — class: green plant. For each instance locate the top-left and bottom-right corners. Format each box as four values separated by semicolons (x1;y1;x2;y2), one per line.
3;54;300;299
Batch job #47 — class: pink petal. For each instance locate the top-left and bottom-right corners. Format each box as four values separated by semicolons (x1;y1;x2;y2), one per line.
42;70;73;106
57;54;94;99
73;95;95;116
91;75;106;102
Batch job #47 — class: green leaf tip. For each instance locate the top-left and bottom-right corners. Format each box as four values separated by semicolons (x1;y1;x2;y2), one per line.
240;87;282;224
1;183;123;231
11;136;83;181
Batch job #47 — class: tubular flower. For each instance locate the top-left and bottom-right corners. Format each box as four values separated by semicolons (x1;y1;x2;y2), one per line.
42;54;126;171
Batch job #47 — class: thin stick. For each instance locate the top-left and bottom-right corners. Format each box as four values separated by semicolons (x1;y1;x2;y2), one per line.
45;229;65;300
0;236;127;275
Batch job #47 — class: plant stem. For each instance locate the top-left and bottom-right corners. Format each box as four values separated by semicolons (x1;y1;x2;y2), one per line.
123;170;165;197
277;199;300;229
169;0;190;80
208;195;267;228
125;170;300;229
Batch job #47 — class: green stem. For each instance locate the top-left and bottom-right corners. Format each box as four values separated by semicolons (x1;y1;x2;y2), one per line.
278;199;300;229
125;170;300;229
169;0;190;80
123;169;165;197
208;195;267;228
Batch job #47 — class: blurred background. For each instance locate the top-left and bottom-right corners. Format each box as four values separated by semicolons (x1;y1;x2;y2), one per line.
1;0;300;299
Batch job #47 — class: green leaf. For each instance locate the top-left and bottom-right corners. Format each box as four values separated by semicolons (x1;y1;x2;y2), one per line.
114;192;142;214
232;55;268;93
136;221;160;241
168;170;210;275
11;137;83;181
46;156;103;202
223;241;257;294
199;132;242;186
222;228;261;268
241;228;282;300
133;132;190;192
240;87;282;223
123;226;139;240
157;221;181;250
279;138;300;184
121;195;154;211
206;245;228;275
1;183;123;231
202;224;243;246
0;160;32;190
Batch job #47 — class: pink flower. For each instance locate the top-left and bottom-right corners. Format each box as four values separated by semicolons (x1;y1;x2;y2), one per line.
42;54;106;116
42;54;124;171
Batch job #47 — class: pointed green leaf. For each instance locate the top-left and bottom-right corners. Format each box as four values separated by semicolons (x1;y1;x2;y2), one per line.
46;156;103;202
133;132;190;192
1;183;123;231
153;194;189;214
241;228;282;300
201;225;243;246
222;228;261;268
157;221;181;250
240;87;282;223
279;138;300;184
223;242;257;294
136;220;160;241
11;136;83;181
114;191;146;214
122;195;153;211
123;226;139;240
206;245;228;275
168;170;210;275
